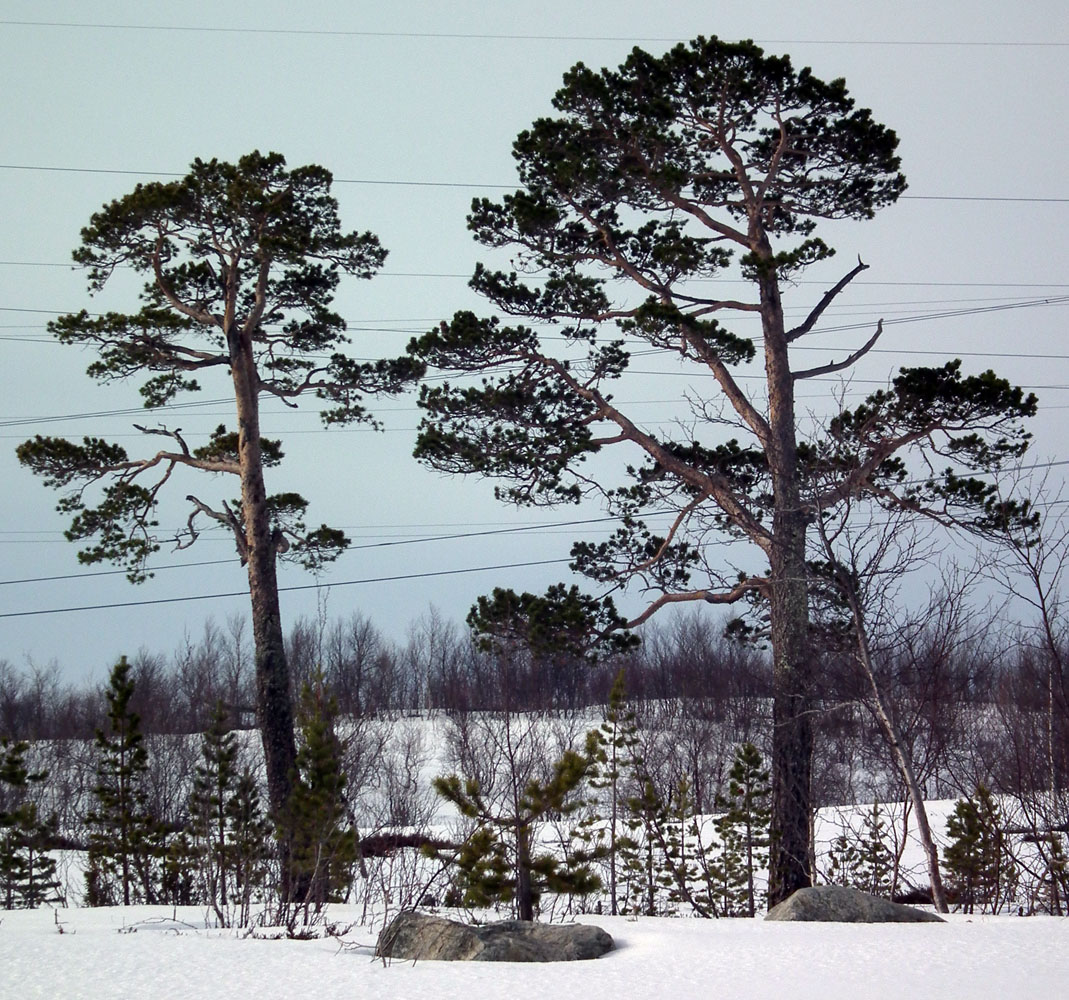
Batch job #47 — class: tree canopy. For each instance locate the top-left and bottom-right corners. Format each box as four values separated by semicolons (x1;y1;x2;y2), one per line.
19;151;421;580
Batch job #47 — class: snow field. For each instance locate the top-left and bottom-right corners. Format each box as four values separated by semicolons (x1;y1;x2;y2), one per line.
2;904;1067;1000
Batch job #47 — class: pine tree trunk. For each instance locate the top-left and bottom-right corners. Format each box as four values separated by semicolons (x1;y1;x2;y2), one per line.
766;544;814;906
231;326;298;896
516;823;534;921
761;266;814;907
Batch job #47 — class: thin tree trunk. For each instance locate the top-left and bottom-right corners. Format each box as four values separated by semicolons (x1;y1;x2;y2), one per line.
841;578;950;913
516;824;534;921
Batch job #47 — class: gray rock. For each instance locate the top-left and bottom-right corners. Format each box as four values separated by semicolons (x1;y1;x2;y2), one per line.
765;885;945;923
375;911;614;962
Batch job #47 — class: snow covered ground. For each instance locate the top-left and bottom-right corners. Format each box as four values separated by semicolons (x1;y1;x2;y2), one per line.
2;904;1066;1000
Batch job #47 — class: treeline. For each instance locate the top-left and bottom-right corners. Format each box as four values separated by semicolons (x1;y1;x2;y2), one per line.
2;603;1068;920
2;605;1066;810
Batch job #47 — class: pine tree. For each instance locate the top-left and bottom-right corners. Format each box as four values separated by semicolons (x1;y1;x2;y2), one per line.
226;769;273;927
160;831;199;907
431;747;600;920
278;678;357;919
619;777;666;916
185;702;271;925
617;774;714;918
826;833;861;888
582;670;642;915
943;784;1013;914
703;810;748;917
823;803;894;898
712;743;771;916
85;656;162;906
0;740;62;909
407;34;1035;906
189;701;241;916
1044;833;1068;916
657;779;712;918
854;802;895;898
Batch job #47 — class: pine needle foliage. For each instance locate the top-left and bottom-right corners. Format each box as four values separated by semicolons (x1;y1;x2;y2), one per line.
431;747;601;921
943;784;1015;914
188;701;271;925
580;670;642;914
0;740;62;909
85;656;163;907
277;678;358;919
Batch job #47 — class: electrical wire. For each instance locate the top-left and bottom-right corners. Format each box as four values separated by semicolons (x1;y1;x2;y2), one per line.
0;514;637;585
1;20;1066;46
1;163;1067;202
0;557;573;619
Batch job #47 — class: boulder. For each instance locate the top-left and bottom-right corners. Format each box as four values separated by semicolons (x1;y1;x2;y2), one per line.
375;911;614;962
765;885;944;923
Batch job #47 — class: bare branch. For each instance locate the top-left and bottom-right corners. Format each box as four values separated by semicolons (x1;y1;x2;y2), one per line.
182;494;248;563
786;257;870;342
132;423;191;456
621;575;768;629
792;319;884;381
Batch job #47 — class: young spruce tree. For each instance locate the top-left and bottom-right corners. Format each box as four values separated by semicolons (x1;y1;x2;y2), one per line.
0;739;62;909
85;656;162;906
277;678;358;919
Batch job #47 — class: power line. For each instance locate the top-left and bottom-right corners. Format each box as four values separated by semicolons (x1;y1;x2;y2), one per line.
8;260;1066;303
2;275;1067;296
2;20;1066;46
801;295;1069;336
0;514;633;584
0;557;573;619
1;163;1067;203
1;295;1065;429
7;450;1069;616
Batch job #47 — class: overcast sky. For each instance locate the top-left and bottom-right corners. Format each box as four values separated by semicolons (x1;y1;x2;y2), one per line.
1;1;1066;685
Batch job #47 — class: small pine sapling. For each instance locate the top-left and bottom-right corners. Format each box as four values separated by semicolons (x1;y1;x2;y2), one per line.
278;679;358;921
826;832;860;888
85;657;164;906
188;701;271;925
943;784;1015;914
431;747;600;921
855;802;895;898
711;743;770;916
581;670;642;915
0;740;63;909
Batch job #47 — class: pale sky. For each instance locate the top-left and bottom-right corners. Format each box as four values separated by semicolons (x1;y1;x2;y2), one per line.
1;1;1066;684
